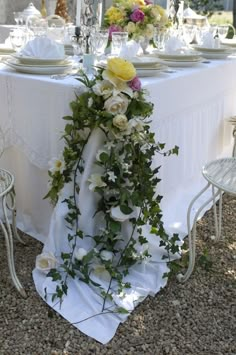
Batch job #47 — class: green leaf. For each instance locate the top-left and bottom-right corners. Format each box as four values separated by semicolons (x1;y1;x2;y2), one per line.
109;220;121;233
120;205;133;215
116;307;129;314
99;152;110;163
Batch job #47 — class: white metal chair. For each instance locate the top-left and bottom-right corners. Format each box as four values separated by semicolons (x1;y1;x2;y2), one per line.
177;157;236;282
0;132;26;298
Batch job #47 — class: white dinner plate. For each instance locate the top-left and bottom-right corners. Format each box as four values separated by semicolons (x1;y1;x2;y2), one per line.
157;58;203;67
192;45;232;53
130;56;160;67
198;51;231;60
221;39;236;48
0;44;15;54
12;54;68;65
156;51;201;61
5;59;72;75
8;57;72;68
136;64;168;77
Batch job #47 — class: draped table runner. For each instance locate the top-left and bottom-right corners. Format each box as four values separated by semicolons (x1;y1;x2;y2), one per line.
0;58;235;342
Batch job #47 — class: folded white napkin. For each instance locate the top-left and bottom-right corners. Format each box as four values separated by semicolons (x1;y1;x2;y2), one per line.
20;37;65;59
119;40;140;60
201;32;220;48
164;36;186;53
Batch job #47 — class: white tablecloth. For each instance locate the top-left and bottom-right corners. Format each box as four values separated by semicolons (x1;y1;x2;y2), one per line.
0;58;235;343
0;59;234;243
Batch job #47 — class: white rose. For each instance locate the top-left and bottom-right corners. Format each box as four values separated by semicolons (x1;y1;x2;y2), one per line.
100;250;114;261
145;24;154;39
93;80;113;98
151;7;161;20
74;247;87;261
88;173;107;191
104;94;129;115
110;205;134;222
113;114;129;131
36;252;58;274
126;21;136;34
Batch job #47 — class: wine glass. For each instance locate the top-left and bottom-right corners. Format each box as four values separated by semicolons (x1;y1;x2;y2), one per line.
13;11;21;26
70;36;83;63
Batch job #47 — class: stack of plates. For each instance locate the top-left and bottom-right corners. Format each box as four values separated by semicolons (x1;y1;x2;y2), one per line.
130;56;167;76
155;51;203;67
221;38;236;49
4;54;73;75
0;44;15;55
192;45;233;59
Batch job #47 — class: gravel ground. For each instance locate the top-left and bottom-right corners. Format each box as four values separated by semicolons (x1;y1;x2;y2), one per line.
0;195;235;355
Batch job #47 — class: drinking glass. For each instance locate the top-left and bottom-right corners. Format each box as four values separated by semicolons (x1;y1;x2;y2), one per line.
9;29;26;51
90;30;109;57
26;16;47;38
153;28;168;50
111;32;128;56
217;25;229;41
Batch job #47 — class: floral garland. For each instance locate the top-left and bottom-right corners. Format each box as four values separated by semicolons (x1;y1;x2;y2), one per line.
37;57;179;313
104;0;169;41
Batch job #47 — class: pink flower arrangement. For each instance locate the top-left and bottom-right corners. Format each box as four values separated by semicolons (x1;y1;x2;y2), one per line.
104;0;169;41
130;9;145;23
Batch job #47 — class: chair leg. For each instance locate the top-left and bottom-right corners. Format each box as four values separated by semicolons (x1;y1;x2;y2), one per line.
217;190;223;241
177;183;220;282
1;195;27;298
7;190;26;245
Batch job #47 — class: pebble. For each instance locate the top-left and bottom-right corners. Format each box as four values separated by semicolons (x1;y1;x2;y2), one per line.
0;194;235;354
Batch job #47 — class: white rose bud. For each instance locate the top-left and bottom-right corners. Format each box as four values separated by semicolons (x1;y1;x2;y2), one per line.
36;252;58;274
100;250;114;261
74;248;87;261
113;114;129;131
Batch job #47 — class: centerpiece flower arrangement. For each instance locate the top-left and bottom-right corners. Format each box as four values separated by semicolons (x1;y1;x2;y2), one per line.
37;57;179;315
104;0;169;42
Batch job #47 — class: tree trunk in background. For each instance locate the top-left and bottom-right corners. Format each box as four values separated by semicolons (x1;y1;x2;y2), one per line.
233;0;236;28
234;0;236;29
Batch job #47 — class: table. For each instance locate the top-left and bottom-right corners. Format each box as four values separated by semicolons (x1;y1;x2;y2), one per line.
0;58;235;343
0;59;234;243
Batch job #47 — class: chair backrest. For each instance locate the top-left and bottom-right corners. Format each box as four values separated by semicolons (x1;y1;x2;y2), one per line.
0;126;5;159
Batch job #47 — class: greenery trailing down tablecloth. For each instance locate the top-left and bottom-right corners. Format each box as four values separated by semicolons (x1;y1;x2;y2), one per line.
33;57;179;343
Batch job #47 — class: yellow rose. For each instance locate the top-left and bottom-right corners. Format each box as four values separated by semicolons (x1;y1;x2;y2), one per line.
105;6;123;24
106;58;136;82
127;0;145;6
